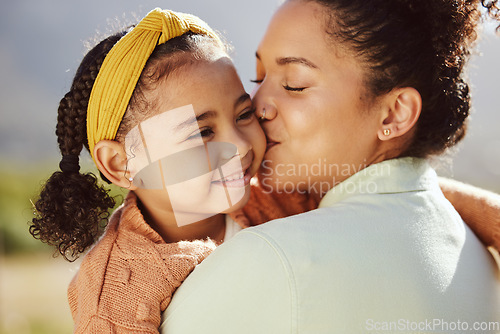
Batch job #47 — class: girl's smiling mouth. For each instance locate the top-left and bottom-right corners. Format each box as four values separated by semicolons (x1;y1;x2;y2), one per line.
211;151;254;187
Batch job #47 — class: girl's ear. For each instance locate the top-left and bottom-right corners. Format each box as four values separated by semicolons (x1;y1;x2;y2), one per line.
377;87;422;141
94;140;136;189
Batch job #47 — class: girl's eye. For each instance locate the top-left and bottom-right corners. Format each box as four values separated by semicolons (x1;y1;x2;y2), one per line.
237;108;256;122
283;85;306;92
188;127;214;140
199;128;214;138
250;79;263;84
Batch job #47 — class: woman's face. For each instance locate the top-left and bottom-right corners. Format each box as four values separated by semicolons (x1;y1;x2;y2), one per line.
252;0;385;196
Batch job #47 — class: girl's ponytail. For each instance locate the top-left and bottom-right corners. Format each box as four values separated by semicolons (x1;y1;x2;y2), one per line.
30;31;126;261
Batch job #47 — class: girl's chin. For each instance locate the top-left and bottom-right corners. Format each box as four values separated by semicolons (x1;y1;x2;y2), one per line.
221;186;251;214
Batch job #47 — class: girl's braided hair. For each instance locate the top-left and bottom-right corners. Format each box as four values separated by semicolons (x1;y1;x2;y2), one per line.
29;32;124;261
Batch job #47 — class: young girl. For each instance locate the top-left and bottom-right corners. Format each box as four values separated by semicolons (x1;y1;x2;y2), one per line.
30;8;265;333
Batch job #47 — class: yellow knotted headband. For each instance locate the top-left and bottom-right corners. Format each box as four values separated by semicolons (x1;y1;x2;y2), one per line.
86;8;221;160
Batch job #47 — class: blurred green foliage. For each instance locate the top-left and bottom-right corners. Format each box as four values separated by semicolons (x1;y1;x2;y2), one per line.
0;163;51;255
0;161;125;256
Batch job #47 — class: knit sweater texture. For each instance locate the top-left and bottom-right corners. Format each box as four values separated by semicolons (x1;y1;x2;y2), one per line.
68;192;216;333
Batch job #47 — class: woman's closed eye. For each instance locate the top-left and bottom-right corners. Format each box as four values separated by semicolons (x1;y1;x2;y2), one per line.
283;84;306;92
251;78;306;92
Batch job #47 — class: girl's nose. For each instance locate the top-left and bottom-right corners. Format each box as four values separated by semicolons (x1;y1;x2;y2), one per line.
233;133;252;159
219;127;252;162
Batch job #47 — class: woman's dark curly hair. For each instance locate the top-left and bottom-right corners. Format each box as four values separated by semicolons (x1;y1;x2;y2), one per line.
304;0;499;157
30;29;225;261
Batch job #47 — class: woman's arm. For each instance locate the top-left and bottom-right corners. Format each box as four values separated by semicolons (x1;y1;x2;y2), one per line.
440;177;500;252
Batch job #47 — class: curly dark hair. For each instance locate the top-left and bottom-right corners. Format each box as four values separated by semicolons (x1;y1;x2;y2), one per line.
305;0;499;157
30;29;225;261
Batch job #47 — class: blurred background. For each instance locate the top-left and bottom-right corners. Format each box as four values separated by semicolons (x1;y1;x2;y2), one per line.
0;1;498;333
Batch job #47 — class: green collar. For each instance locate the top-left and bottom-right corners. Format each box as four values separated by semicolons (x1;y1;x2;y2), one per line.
319;157;438;208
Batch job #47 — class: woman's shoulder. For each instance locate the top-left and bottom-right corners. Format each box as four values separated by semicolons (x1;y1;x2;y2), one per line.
245;200;388;242
241;188;467;271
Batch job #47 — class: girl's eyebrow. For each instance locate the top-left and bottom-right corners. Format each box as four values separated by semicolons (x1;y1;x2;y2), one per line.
235;93;251;109
175;110;217;131
174;93;250;132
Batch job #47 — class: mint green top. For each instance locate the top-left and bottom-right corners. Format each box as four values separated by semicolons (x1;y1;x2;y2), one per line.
160;158;500;333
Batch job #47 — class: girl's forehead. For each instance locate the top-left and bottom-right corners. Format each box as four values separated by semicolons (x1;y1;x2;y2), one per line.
153;57;244;109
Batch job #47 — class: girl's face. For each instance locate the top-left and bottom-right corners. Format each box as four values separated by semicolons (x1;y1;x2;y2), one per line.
252;0;384;196
129;56;266;226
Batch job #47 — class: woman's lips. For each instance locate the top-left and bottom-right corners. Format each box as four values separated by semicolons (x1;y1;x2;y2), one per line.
266;141;279;152
262;125;280;152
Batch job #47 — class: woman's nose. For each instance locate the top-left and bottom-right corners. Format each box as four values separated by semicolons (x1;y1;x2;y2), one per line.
250;80;277;121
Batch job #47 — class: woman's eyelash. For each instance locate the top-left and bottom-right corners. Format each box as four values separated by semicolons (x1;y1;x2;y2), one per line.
284;85;306;92
251;79;306;92
250;79;307;92
251;77;306;92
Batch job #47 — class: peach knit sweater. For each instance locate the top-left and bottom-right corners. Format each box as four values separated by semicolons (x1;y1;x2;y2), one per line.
68;192;216;333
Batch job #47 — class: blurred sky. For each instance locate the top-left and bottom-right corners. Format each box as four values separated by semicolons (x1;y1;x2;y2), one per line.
0;0;499;191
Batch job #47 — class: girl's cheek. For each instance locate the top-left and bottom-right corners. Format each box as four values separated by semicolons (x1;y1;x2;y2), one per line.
242;122;265;155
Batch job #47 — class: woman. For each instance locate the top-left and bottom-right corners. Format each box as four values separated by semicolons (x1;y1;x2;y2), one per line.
160;0;500;332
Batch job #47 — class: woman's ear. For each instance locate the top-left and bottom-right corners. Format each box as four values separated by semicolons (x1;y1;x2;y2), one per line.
94;140;136;189
378;87;422;141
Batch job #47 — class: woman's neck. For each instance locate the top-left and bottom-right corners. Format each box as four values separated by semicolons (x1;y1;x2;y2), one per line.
134;192;226;244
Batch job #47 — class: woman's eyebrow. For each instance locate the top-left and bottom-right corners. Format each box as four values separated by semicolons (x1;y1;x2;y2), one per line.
276;56;318;69
254;52;318;69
